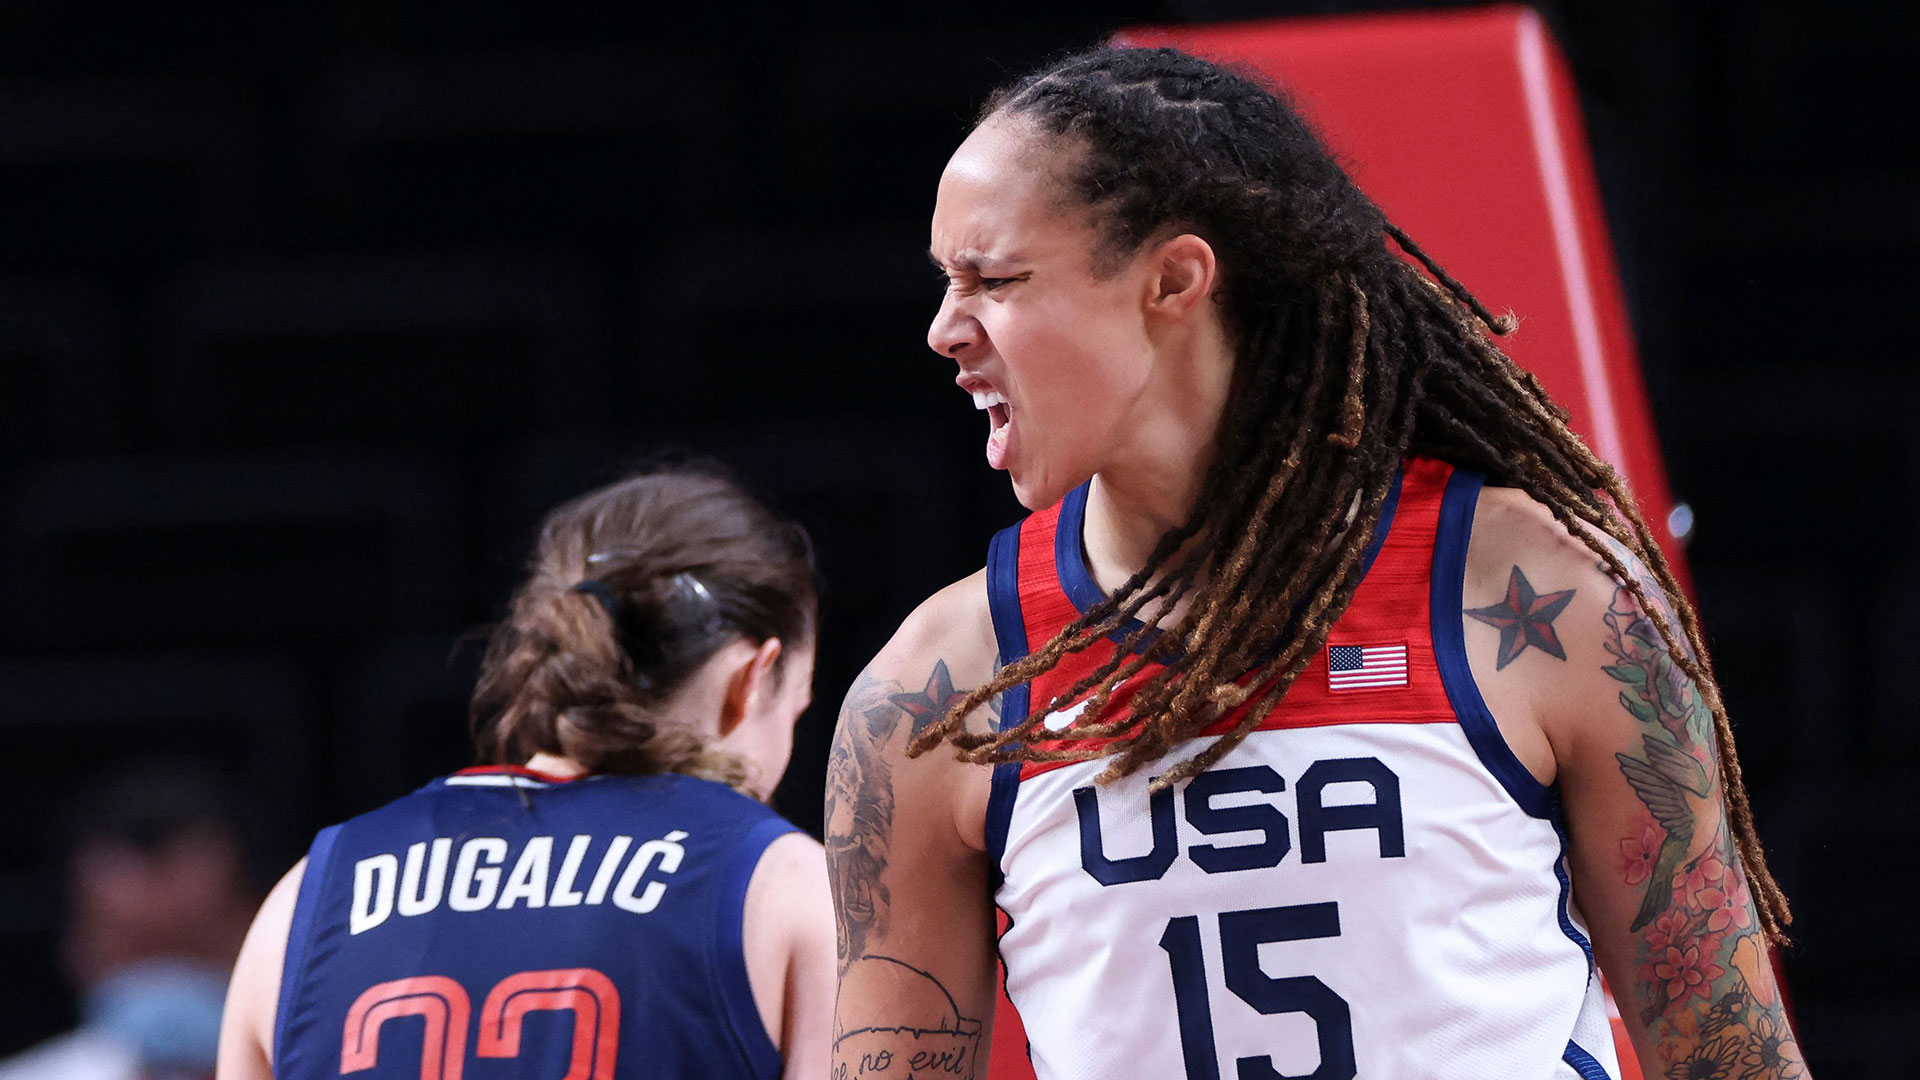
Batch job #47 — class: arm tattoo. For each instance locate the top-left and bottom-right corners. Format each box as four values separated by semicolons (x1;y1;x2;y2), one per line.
831;956;983;1080
827;659;991;1079
1466;565;1576;669
825;669;907;972
1602;572;1805;1077
824;660;979;970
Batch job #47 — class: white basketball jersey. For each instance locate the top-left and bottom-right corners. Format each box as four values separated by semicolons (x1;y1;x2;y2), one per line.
982;459;1620;1080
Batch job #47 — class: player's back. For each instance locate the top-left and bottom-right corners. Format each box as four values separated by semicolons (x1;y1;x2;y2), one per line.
274;765;797;1080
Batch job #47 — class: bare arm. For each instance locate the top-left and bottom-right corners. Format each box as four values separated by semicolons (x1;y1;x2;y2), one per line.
216;858;305;1080
826;574;1000;1080
1465;490;1804;1078
742;832;837;1080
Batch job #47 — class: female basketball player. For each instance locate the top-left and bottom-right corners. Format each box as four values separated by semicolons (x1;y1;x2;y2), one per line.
219;465;834;1080
828;47;1805;1080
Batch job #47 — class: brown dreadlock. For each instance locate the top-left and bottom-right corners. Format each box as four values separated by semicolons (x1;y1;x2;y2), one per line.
903;46;1790;941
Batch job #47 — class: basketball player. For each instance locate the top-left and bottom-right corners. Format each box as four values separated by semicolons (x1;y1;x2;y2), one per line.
827;47;1805;1080
219;465;834;1080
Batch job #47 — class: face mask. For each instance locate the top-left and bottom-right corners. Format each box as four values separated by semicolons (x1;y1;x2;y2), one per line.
83;959;228;1077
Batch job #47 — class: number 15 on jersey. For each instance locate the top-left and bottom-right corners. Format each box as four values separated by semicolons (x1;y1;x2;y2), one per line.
1159;901;1356;1080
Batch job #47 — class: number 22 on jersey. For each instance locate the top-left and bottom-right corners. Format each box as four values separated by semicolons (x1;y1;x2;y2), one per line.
339;968;619;1080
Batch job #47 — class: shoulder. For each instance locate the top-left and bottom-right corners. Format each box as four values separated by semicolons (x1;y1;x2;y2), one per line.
852;568;999;728
744;830;829;951
829;568;1001;853
746;832;829;923
1463;483;1609;592
1459;482;1682;754
1461;483;1634;649
876;569;996;677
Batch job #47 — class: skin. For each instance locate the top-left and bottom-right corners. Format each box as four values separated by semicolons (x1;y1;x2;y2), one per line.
218;636;834;1080
1464;502;1804;1077
828;117;1802;1079
928;116;1236;579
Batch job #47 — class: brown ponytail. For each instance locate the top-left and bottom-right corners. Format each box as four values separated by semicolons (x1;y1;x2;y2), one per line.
469;462;816;787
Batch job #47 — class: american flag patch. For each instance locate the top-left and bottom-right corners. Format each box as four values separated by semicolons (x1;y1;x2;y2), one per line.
1327;642;1409;692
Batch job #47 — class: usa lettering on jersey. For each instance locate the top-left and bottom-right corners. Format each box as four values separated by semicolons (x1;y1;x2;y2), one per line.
1075;757;1405;885
349;829;691;934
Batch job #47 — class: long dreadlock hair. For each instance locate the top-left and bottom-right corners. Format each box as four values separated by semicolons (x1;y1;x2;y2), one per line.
903;45;1789;940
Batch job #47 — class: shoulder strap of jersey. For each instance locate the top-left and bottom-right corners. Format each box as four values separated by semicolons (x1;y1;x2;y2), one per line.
983;496;1077;872
985;493;1080;729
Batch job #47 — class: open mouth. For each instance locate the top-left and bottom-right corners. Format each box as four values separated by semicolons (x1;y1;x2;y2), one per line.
972;389;1013;469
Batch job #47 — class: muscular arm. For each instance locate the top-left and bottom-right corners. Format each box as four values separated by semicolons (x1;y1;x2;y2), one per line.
1464;489;1805;1078
826;574;1000;1080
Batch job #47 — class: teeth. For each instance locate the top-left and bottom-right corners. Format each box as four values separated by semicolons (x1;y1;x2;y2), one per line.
983;391;1008;409
972;391;989;409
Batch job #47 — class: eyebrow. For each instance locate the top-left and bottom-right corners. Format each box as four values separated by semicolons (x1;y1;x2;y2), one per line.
929;249;977;273
929;250;1017;274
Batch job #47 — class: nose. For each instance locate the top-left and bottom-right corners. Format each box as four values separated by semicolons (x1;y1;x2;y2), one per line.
927;289;984;358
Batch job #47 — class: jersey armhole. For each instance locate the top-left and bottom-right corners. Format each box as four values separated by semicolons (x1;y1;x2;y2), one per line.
1429;470;1556;820
713;816;803;1080
273;823;341;1066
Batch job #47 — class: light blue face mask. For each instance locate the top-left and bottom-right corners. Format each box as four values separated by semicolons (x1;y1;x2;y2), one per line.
83;959;229;1075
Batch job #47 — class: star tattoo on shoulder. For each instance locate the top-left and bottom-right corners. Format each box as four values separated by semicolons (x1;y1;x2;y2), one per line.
1466;566;1577;669
888;659;967;738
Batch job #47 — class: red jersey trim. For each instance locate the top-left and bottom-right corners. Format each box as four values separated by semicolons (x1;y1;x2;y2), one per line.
1008;458;1460;781
453;764;585;784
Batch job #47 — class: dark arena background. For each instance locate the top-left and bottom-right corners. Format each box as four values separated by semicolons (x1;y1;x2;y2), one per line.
1;1;1913;1076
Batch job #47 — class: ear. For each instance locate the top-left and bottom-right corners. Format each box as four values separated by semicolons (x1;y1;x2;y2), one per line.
716;637;785;739
1145;233;1219;322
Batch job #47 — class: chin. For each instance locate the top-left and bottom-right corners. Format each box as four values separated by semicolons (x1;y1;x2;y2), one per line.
1010;463;1085;512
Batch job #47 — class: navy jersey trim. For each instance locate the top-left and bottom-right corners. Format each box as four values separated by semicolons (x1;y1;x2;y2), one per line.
274;823;340;1066
1549;792;1596;969
986;520;1031;729
1430;469;1555;819
1054;484;1104;621
1562;1040;1612;1079
713;816;803;1080
985;520;1029;878
1054;469;1405;656
1052;484;1160;653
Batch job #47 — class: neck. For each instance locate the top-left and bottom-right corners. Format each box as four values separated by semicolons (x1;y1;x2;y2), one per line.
1083;464;1207;594
523;752;589;778
1080;321;1232;599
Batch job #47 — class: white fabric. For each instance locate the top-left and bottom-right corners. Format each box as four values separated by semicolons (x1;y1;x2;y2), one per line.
995;722;1620;1080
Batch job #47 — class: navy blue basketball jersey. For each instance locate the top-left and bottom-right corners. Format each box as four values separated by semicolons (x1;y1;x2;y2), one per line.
274;766;799;1080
